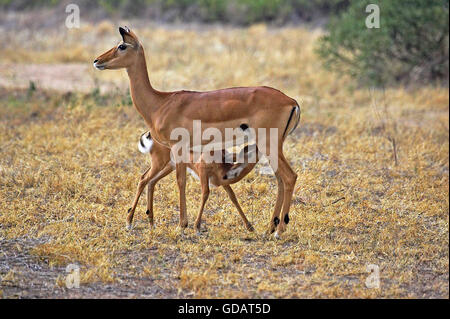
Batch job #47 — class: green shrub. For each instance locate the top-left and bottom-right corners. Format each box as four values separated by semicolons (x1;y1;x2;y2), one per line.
316;0;449;86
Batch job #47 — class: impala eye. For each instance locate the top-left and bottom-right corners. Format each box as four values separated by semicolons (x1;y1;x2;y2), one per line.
118;44;127;51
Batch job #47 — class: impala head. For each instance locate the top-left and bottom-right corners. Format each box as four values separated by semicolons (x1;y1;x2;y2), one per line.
93;26;141;70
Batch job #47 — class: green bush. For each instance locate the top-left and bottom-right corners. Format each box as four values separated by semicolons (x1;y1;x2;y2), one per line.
316;0;449;86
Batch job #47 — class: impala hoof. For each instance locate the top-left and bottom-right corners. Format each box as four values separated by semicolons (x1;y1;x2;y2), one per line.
266;224;276;234
179;220;188;229
274;231;280;240
273;216;280;226
126;223;133;231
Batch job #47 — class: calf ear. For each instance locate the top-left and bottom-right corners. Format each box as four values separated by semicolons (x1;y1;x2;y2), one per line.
119;26;139;46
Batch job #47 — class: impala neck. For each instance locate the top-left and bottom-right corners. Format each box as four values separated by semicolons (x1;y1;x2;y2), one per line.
126;48;164;127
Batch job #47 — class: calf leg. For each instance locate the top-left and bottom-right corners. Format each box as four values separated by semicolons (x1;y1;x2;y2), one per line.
176;162;188;229
223;185;254;231
194;173;210;234
127;162;169;229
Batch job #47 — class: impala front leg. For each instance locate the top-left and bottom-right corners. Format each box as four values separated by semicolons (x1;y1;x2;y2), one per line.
176;162;188;229
194;172;210;234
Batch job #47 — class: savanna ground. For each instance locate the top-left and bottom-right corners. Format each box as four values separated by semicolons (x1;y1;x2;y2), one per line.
0;20;448;298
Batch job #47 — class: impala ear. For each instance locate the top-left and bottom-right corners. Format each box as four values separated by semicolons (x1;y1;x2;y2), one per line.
119;26;139;46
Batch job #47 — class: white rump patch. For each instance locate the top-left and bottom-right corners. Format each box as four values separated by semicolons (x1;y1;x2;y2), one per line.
138;133;154;154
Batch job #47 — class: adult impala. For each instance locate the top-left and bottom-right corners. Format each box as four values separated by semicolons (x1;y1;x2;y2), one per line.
94;27;301;237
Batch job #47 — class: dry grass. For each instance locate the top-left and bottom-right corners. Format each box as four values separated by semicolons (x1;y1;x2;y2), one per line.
0;22;448;298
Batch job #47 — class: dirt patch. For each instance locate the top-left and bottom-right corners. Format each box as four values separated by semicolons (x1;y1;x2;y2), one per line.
0;63;117;93
0;237;184;298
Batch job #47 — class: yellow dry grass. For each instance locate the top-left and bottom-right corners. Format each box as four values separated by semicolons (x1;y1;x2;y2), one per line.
0;22;448;298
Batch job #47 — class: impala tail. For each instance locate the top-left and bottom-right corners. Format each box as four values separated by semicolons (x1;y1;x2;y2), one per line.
138;131;154;153
283;103;301;139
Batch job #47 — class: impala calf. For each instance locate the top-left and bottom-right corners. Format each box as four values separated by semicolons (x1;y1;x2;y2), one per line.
127;131;258;233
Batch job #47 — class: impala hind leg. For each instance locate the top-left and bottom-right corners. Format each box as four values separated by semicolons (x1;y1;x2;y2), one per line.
194;173;210;234
176;162;188;229
266;173;284;236
146;164;174;227
273;154;297;238
223;185;254;231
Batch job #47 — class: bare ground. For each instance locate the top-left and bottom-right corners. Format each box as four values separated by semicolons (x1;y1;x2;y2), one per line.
0;236;184;298
0;63;118;93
